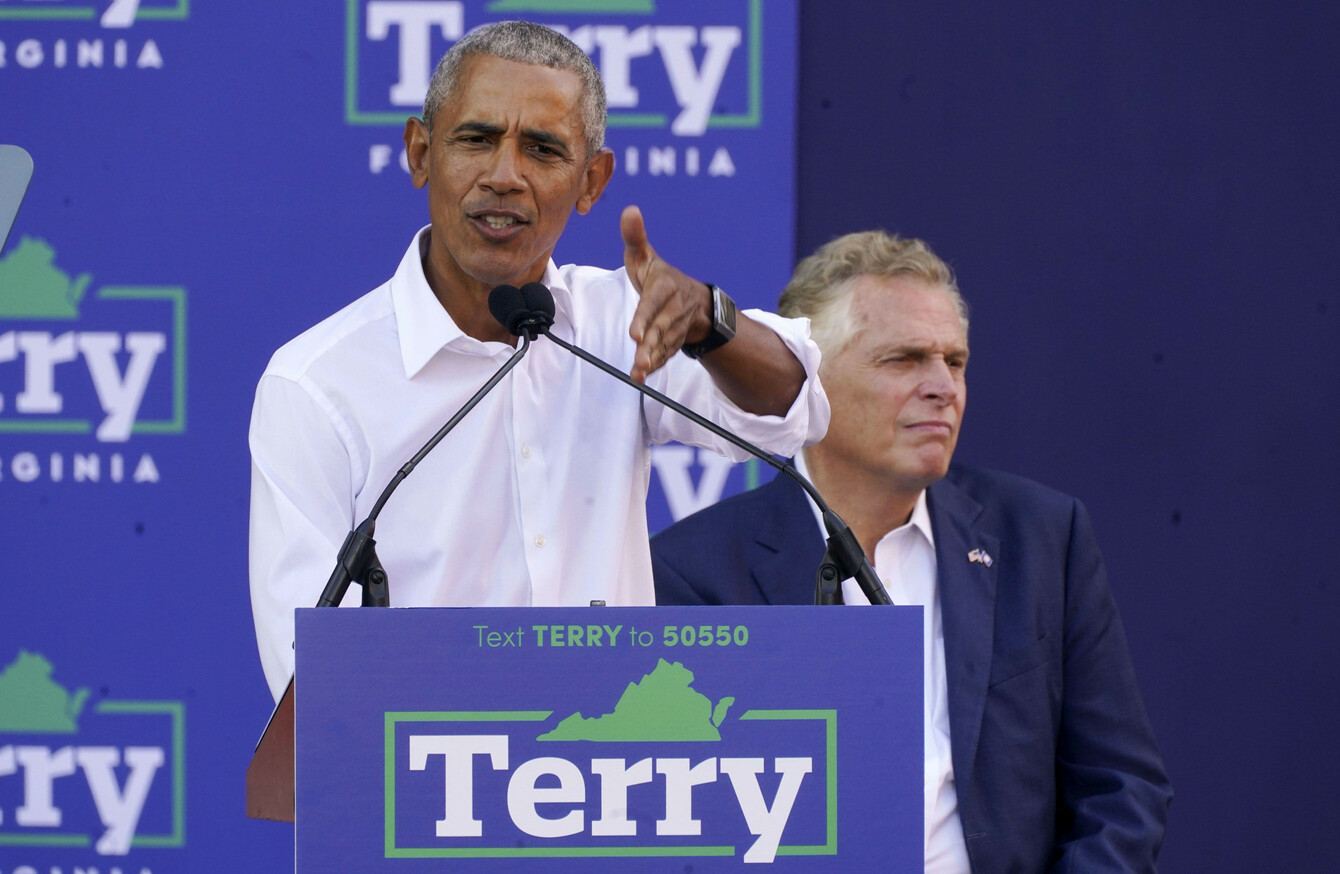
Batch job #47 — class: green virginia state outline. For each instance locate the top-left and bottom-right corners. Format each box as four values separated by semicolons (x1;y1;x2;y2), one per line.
0;650;90;733
0;237;90;319
538;659;735;742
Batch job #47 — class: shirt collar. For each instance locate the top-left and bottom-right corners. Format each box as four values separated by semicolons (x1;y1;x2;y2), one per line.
793;449;935;549
538;260;577;343
390;227;575;378
903;488;935;549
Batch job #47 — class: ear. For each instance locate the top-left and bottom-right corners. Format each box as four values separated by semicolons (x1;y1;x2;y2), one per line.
404;118;431;190
575;148;615;215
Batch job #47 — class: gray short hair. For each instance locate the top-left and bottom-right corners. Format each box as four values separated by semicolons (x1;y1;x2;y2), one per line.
779;230;968;360
422;21;607;157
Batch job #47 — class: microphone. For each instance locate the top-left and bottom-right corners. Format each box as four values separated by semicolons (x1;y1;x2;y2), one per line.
315;284;538;609
488;282;554;339
513;281;892;606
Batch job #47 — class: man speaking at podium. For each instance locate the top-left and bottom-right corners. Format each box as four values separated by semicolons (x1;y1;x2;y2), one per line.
652;232;1171;873
248;22;828;702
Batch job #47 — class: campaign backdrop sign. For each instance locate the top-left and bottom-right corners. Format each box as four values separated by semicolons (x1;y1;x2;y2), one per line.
295;606;921;871
3;2;796;870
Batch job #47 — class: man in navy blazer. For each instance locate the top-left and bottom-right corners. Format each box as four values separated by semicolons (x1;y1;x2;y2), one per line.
652;231;1171;873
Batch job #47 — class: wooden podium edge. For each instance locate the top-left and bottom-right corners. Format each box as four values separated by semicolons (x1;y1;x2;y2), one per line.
246;678;295;822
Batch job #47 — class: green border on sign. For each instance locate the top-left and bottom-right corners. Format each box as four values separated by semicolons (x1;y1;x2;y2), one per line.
0;833;92;847
0;7;95;20
136;0;191;21
97;699;188;847
103;286;188;435
0;0;189;21
382;706;834;859
745;457;761;490
739;709;837;855
705;0;763;129
345;0;763;129
0;285;187;436
0;698;186;849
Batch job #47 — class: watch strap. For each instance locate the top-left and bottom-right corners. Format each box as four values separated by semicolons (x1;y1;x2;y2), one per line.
682;284;738;359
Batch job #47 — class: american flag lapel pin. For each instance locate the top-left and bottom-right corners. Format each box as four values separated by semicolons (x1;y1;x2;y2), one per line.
968;548;994;567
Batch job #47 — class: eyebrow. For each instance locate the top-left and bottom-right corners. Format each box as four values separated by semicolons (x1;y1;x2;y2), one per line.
875;344;970;360
449;121;571;153
451;121;506;138
522;128;570;151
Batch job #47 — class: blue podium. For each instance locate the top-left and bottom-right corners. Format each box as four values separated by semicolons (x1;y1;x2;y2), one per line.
291;605;922;871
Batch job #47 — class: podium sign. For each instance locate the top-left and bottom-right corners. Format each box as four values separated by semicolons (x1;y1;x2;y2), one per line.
295;606;921;870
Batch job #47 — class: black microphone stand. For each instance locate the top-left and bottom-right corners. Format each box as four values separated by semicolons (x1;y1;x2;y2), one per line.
314;333;533;609
538;326;892;606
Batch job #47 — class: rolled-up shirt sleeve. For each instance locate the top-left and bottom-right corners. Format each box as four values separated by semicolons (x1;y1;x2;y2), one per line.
644;308;829;461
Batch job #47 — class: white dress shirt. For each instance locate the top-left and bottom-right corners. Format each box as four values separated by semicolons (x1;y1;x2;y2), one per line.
249;228;829;701
795;451;971;874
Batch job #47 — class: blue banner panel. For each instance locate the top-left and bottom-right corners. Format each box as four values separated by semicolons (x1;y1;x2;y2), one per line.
295;606;921;871
3;2;795;870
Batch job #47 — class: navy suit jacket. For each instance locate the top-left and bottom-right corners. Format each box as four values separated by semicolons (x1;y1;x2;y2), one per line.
652;464;1171;874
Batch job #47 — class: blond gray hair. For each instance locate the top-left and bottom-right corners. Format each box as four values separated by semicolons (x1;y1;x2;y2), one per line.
422;21;607;157
779;230;967;360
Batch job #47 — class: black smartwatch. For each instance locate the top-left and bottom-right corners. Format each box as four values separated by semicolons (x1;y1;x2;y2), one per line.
681;284;738;359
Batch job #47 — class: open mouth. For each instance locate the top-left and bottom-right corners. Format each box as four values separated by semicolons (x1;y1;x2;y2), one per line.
469;208;529;235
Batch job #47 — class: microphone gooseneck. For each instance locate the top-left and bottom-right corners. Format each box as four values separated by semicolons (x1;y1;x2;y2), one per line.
516;282;892;606
315;284;540;610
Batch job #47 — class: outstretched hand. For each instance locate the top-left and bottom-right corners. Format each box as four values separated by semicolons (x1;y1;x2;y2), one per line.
621;205;712;383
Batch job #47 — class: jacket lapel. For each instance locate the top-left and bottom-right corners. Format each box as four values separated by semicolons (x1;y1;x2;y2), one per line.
749;474;827;605
928;476;999;796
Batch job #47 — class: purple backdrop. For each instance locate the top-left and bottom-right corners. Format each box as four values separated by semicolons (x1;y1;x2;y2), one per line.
794;4;1340;872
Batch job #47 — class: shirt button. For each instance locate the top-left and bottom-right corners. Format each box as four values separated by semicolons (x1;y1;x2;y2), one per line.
521;444;532;458
534;535;546;548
